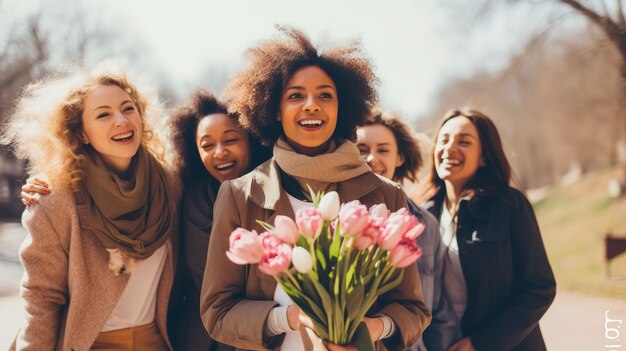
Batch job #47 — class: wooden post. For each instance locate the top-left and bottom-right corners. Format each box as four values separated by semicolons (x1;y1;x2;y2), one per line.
605;232;626;278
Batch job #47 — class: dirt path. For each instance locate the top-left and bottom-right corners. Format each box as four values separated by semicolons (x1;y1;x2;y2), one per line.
540;290;626;350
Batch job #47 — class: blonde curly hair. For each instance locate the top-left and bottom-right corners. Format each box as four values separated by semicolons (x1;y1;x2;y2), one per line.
1;64;167;191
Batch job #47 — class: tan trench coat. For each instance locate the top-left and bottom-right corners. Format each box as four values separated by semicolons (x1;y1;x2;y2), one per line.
200;159;431;351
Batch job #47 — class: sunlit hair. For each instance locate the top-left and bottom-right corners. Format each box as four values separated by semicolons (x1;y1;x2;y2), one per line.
1;64;166;191
418;108;514;202
223;26;378;146
362;110;423;183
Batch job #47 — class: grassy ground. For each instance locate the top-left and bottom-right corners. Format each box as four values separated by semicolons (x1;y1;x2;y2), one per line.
534;166;626;299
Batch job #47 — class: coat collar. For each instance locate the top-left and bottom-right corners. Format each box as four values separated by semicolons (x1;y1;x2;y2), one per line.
249;158;385;211
424;188;495;222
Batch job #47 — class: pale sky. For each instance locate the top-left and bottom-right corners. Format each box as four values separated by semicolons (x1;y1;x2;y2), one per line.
3;0;552;121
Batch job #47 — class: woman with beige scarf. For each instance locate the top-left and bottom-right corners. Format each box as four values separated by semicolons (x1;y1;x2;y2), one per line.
1;65;181;351
199;27;431;351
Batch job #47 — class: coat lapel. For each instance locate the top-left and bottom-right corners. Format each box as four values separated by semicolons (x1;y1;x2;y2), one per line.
247;159;293;294
336;171;382;203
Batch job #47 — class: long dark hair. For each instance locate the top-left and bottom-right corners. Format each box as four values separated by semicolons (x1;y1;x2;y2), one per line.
419;109;514;202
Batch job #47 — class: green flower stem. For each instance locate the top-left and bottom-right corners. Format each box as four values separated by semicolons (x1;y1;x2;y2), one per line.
361;246;382;275
283;269;302;291
308;235;316;268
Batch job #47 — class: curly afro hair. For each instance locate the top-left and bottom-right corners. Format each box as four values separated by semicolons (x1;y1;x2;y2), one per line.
169;89;272;183
169;89;228;183
224;26;378;146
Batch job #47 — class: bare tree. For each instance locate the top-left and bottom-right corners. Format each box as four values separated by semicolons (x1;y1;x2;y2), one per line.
420;28;621;188
468;0;626;177
0;0;155;217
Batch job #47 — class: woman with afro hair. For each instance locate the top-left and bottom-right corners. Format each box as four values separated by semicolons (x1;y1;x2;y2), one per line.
199;27;431;351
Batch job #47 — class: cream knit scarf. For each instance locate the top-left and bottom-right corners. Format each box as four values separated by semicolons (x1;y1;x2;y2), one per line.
273;137;371;199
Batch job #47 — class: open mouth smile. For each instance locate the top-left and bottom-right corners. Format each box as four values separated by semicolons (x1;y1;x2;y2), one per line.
215;162;236;172
111;131;134;143
441;157;463;168
297;119;325;130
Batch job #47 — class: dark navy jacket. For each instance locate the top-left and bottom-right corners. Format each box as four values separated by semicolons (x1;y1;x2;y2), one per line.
424;187;556;351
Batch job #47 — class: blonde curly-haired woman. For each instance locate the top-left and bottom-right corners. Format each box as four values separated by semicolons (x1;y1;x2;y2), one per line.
1;65;181;351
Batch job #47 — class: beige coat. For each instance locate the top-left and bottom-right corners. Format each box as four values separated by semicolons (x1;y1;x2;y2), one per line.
200;159;431;351
11;172;181;351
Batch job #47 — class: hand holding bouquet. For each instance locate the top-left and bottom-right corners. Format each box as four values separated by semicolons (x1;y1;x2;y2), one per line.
226;190;424;350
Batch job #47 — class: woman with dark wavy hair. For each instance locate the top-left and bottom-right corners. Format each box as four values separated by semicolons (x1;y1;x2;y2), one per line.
419;109;556;351
200;27;431;351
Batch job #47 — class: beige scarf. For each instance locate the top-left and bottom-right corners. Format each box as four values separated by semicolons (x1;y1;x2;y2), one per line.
82;146;171;263
273;137;371;198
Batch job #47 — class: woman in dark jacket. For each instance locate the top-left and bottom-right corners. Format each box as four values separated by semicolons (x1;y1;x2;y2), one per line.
418;109;556;351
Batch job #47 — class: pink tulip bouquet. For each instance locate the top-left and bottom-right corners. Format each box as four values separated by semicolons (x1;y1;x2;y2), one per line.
225;190;424;350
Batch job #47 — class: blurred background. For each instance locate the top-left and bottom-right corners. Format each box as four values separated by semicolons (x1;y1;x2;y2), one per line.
1;0;625;349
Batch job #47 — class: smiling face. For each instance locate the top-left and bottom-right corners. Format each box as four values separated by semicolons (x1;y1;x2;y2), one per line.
434;116;483;191
196;113;251;184
356;124;404;181
81;84;142;174
279;65;339;156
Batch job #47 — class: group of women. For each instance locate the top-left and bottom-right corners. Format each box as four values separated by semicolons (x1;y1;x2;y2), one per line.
2;27;556;351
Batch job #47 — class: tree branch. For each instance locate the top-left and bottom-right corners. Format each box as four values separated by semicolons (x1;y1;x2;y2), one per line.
559;0;625;53
617;0;625;25
600;0;610;18
559;0;607;27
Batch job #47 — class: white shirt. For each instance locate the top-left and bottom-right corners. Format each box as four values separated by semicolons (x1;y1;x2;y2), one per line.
275;195;315;350
101;245;167;332
440;203;468;325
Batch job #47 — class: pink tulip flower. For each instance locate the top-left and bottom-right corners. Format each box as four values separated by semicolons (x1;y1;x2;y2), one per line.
403;218;425;240
258;242;293;276
369;203;389;221
388;238;423;268
259;231;284;250
274;215;299;244
226;228;264;265
296;208;324;239
338;200;370;237
379;208;419;250
353;219;381;250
